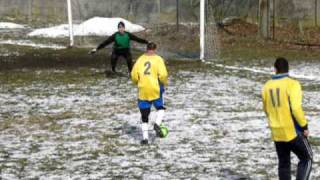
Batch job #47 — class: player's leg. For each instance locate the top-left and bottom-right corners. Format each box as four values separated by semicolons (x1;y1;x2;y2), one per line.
110;51;119;73
291;135;313;180
138;100;152;144
155;84;166;125
153;107;166;138
275;142;291;180
140;108;150;144
155;107;165;126
153;86;166;137
123;50;133;73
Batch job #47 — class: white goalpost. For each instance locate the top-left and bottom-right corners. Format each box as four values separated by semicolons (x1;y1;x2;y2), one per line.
200;0;205;61
67;0;74;47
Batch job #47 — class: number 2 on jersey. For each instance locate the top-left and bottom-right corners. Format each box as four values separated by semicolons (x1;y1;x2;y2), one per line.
269;88;281;107
144;61;151;75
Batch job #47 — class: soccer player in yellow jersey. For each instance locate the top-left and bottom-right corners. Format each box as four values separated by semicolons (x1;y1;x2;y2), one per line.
262;57;313;180
131;42;168;145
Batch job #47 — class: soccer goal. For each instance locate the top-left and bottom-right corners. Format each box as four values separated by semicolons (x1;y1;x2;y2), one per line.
66;0;219;60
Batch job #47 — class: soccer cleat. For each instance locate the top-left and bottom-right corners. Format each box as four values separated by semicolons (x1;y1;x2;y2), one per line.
154;124;165;138
140;139;148;145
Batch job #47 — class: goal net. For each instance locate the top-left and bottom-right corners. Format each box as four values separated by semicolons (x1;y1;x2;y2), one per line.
66;0;219;60
0;0;220;60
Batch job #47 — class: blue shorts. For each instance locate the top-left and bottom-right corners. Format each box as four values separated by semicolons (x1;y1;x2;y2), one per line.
138;85;165;110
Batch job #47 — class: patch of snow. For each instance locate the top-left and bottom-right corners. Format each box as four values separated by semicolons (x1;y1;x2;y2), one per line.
28;17;145;38
28;24;73;38
0;22;25;29
212;62;320;82
0;40;66;49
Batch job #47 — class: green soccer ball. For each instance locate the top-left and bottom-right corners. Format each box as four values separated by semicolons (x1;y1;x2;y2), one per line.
160;124;169;138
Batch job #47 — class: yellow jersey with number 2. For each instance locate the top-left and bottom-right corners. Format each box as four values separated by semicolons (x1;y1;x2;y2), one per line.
262;74;308;142
131;54;168;101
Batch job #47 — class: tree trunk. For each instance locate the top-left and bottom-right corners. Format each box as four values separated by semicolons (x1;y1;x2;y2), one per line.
176;0;179;31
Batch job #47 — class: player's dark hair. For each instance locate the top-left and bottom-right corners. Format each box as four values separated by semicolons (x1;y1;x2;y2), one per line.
147;42;157;50
118;21;125;28
274;57;289;74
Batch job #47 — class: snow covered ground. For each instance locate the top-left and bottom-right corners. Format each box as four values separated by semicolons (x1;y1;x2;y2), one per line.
0;59;319;179
0;22;25;29
28;17;145;38
0;40;66;49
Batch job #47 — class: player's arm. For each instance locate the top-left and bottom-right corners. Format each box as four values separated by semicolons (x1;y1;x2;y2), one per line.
289;81;308;130
89;33;116;54
131;61;139;85
96;33;116;50
262;88;267;115
158;58;168;86
128;32;148;44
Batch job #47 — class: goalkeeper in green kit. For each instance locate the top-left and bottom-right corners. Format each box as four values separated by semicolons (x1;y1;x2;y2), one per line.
89;21;149;73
